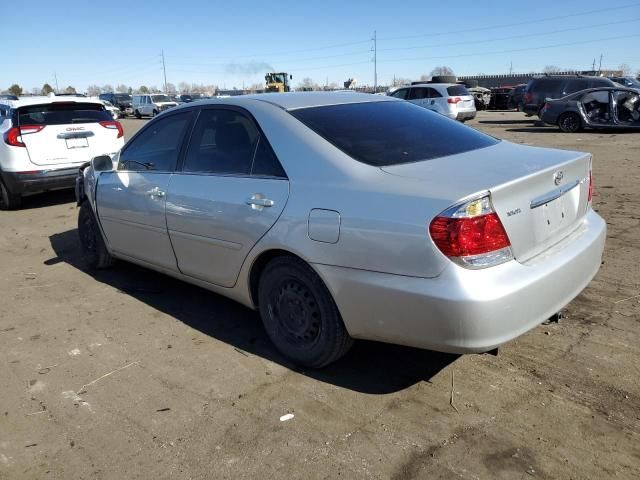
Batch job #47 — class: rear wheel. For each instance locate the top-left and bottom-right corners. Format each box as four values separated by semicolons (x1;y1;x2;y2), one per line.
558;112;582;133
135;110;142;119
78;202;113;269
258;256;353;368
0;180;21;210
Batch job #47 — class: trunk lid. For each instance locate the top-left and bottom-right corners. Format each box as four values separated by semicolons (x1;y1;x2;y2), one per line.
381;141;591;263
17;102;120;166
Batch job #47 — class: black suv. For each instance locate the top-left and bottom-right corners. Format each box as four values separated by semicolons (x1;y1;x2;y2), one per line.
522;76;616;117
98;93;133;116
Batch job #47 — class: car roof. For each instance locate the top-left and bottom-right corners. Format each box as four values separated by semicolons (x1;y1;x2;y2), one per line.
552;86;639;100
0;95;103;108
177;91;398;111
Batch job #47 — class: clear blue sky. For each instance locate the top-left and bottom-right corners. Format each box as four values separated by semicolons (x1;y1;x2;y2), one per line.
3;0;639;92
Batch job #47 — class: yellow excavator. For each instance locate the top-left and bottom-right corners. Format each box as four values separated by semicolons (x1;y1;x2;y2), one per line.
265;72;292;92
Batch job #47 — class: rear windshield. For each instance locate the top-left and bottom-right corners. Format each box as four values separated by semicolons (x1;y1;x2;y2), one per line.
114;94;132;102
17;103;112;126
290;101;498;167
151;95;170;102
446;85;469;96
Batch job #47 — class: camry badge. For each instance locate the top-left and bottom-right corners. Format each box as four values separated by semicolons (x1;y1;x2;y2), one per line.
553;171;564;186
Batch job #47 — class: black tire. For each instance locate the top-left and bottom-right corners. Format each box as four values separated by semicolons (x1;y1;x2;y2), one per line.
0;179;21;210
258;256;353;368
558;112;582;133
430;75;457;84
152;109;158;117
78;201;113;269
135;110;142;119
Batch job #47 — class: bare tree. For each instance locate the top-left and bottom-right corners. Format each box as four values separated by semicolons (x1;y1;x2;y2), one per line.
617;64;632;76
430;66;455;77
297;77;317;90
148;86;161;93
116;84;130;93
205;84;218;94
391;77;411;87
138;85;149;94
64;86;77;94
165;83;177;94
178;82;190;93
101;84;114;93
31;87;40;95
86;85;101;96
419;74;430;82
543;65;563;73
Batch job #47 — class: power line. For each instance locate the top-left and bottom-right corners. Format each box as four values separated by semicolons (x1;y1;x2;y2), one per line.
379;2;640;41
377;18;640;53
378;33;640;64
167;49;371;67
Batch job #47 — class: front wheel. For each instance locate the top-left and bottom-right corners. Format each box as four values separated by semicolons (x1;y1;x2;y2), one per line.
258;256;353;368
78;202;113;269
558;112;582;133
152;109;158;117
0;180;21;210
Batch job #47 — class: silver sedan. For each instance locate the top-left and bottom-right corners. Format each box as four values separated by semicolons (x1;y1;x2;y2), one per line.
77;92;606;367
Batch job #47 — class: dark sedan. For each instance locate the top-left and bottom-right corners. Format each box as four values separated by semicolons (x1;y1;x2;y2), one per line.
540;87;640;132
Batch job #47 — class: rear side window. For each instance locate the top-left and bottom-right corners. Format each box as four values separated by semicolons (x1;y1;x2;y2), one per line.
291;101;498;167
119;111;192;172
182;108;259;175
408;88;428;100
17;103;112;126
446;85;469;96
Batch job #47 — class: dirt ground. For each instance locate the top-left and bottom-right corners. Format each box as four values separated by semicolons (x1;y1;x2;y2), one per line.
1;111;638;480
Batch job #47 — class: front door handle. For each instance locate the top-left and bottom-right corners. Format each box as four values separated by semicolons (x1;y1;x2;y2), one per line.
246;194;274;211
147;186;166;198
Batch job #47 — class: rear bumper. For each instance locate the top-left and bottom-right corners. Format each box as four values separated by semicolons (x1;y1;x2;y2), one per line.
0;168;77;196
522;104;540;116
456;110;477;121
315;210;606;354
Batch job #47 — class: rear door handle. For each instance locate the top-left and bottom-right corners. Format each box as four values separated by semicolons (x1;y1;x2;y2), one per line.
246;194;274;210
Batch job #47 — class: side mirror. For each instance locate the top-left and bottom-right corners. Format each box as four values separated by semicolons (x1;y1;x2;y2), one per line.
92;155;113;172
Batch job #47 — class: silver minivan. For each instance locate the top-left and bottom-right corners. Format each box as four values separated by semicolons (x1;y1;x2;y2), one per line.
132;94;178;118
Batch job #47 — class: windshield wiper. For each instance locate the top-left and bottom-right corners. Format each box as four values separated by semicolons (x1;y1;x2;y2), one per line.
122;160;154;170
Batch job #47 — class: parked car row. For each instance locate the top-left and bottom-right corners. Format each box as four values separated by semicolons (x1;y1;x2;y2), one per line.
97;92;209;118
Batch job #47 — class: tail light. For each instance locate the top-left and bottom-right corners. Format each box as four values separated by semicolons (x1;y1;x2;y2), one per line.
447;97;462;104
4;125;45;147
429;195;513;269
542;102;550;111
99;120;124;138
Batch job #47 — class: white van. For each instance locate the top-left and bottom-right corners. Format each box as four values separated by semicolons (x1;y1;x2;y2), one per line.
132;94;177;118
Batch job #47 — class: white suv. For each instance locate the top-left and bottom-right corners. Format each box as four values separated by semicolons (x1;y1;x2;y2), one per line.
0;96;124;209
388;83;476;121
132;94;177;118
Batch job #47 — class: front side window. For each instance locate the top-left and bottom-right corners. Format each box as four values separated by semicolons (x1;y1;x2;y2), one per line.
119;112;191;172
291;101;499;167
390;88;408;100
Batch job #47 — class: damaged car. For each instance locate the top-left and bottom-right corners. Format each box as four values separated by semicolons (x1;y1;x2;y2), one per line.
540;87;640;132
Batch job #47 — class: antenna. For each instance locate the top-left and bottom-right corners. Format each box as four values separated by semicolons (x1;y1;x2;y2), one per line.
372;30;377;93
161;50;168;93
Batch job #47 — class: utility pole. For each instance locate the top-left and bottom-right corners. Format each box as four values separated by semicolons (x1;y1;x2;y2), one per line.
372;30;377;93
598;54;603;73
161;50;168;93
509;60;513;75
53;72;59;94
592;58;596;71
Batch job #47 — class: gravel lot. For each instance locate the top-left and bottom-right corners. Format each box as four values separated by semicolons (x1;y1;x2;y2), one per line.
1;111;638;480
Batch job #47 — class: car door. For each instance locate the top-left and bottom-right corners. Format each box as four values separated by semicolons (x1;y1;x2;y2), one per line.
165;107;289;287
612;89;640;125
407;87;429;109
426;87;445;113
96;110;194;270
